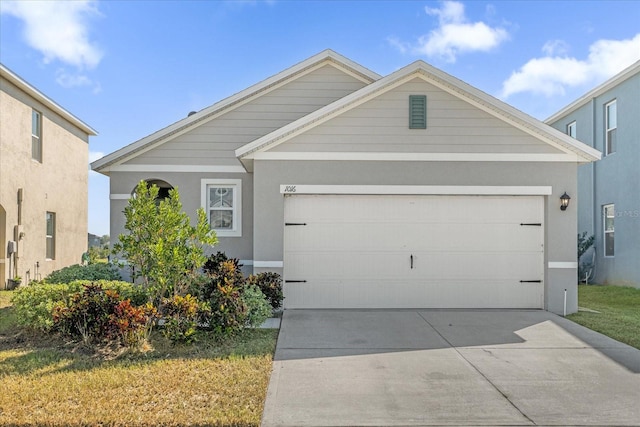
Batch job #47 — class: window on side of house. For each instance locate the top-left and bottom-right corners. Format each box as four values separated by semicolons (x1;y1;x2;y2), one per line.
603;204;614;257
409;95;427;129
32;109;42;162
605;100;617;155
46;212;56;259
201;179;242;237
566;121;576;138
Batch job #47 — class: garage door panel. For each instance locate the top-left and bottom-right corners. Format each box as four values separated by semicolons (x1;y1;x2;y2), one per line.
284;194;544;309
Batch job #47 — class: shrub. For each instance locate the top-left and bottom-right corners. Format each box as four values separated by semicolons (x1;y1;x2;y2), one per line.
45;263;121;284
53;283;152;347
11;280;148;332
247;272;283;310
242;285;271;328
161;294;209;344
114;181;217;301
11;281;84;331
207;280;247;337
200;253;245;302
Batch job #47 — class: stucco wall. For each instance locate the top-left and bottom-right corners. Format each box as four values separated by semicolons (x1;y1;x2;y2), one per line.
548;74;639;287
0;76;89;287
252;160;578;315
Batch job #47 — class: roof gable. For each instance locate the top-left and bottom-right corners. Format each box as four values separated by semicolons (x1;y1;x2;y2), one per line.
236;61;601;166
91;50;380;174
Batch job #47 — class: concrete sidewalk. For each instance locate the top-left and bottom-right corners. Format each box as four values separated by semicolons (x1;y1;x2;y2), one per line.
261;310;640;427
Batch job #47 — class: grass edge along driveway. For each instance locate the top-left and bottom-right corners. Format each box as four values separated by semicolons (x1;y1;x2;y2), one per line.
567;284;640;350
0;290;278;427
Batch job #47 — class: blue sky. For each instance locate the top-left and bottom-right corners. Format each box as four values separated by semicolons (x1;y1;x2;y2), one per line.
1;0;639;236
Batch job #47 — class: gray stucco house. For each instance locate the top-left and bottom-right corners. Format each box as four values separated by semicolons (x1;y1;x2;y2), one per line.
546;61;640;288
92;50;600;314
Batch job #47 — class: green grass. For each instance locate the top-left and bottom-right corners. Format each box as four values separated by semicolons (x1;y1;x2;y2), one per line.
0;290;278;427
568;284;640;350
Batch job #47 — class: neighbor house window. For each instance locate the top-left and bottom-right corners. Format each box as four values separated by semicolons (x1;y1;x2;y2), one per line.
32;109;42;162
409;95;427;129
605;100;617;155
201;179;242;237
566;121;576;138
46;212;56;259
603;204;614;257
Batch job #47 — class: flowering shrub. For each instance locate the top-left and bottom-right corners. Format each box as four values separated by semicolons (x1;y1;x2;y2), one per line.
161;294;209;344
53;283;152;347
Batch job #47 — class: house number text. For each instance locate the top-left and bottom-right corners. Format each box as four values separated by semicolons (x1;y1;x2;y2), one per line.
284;185;297;193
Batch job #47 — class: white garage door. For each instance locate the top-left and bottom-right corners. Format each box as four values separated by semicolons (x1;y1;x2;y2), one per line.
284;194;544;309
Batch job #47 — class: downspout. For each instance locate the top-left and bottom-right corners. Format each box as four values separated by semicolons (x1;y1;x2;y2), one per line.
591;97;597;280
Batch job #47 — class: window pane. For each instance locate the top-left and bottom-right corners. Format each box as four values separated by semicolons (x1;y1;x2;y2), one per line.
210;210;233;230
46;213;54;235
605;232;615;257
210;187;233;208
607;128;617;154
32;110;41;136
606;102;617;129
46;237;55;259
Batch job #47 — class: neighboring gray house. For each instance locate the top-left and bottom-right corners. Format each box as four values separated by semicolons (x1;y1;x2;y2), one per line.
92;50;600;314
546;61;640;288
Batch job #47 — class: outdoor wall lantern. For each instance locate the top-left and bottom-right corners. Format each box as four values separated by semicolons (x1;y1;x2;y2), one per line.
560;192;571;211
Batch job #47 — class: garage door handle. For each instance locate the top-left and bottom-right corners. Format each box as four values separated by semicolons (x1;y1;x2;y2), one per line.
520;280;542;283
285;222;307;226
520;223;542;226
410;255;413;269
285;280;307;283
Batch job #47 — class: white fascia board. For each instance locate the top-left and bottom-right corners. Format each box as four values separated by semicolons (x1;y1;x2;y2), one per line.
280;185;553;196
1;64;97;136
237;60;601;163
92;50;379;172
107;164;247;173
253;151;584;163
545;60;640;123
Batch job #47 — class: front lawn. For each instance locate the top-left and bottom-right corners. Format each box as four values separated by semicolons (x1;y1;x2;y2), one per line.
0;290;278;427
568;284;640;350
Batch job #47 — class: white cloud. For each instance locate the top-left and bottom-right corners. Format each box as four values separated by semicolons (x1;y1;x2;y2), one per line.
0;0;103;69
393;1;509;63
89;151;105;163
542;40;569;56
55;69;102;94
502;33;640;98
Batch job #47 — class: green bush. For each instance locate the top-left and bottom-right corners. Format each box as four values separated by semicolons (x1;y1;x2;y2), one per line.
247;272;283;310
242;285;271;328
45;263;121;284
53;283;152;347
207;278;247;337
161;294;209;344
11;280;148;331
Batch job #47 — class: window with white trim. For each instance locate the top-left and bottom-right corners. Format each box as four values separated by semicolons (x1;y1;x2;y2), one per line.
605;100;617;155
566;121;576;139
32;109;42;162
603;204;614;257
201;179;242;237
46;212;56;259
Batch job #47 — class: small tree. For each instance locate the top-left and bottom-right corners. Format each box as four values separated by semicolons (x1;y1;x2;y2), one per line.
113;181;217;302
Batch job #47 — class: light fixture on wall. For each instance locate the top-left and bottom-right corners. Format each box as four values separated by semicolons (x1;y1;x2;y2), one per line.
560;192;571;211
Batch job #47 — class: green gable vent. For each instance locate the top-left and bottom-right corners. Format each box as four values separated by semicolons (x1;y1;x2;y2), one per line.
409;95;427;129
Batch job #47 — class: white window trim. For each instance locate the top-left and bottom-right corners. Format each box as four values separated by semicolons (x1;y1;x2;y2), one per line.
32;109;42;162
603;204;614;258
46;211;55;260
605;100;617;156
201;179;242;237
566;121;576;139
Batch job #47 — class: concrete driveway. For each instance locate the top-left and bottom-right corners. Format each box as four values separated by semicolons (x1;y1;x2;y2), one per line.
261;310;640;427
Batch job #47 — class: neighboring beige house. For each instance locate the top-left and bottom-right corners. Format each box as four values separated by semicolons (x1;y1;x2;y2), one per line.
93;50;600;314
1;64;97;289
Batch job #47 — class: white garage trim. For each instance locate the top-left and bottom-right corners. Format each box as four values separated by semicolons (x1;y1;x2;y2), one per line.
548;262;578;269
280;185;552;196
